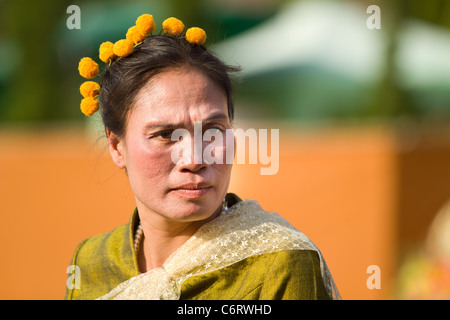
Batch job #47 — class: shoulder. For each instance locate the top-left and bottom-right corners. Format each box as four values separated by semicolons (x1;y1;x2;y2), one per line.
258;250;331;300
65;217;139;300
70;223;130;266
180;249;330;300
267;249;322;274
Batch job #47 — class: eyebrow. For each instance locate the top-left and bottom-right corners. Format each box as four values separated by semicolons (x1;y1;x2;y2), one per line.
143;112;229;131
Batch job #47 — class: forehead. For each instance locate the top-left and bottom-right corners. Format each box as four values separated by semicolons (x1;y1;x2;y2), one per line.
130;67;228;124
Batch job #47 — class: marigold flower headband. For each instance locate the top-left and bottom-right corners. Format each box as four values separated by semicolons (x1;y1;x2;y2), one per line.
77;14;207;116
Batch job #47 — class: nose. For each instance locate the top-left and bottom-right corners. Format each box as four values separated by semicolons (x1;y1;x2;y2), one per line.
172;130;208;173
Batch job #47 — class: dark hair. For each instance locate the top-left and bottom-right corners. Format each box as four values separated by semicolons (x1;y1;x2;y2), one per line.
99;34;240;138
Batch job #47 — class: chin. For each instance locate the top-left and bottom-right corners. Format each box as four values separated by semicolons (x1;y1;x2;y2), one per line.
137;187;225;223
167;195;221;222
160;195;222;222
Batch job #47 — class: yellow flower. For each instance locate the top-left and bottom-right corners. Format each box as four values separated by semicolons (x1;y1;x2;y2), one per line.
78;57;99;79
80;97;99;116
136;14;155;36
126;26;146;45
162;17;184;35
186;27;207;45
113;39;134;57
99;41;115;63
79;81;100;98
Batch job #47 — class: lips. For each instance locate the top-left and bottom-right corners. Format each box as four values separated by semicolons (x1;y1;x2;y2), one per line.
171;182;212;199
173;182;211;190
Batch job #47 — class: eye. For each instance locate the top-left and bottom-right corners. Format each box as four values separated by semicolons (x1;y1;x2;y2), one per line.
206;127;222;134
203;126;226;142
153;130;174;140
204;125;225;135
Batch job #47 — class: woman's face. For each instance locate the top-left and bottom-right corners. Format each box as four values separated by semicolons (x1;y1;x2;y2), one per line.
109;67;233;223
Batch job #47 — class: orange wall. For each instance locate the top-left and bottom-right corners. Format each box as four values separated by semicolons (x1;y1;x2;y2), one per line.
0;124;447;299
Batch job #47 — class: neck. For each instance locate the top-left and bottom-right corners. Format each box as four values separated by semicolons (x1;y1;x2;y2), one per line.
136;203;223;273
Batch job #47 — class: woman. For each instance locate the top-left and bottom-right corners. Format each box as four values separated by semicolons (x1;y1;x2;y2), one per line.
65;15;340;300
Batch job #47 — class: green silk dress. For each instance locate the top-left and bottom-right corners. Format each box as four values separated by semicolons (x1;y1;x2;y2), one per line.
65;194;336;300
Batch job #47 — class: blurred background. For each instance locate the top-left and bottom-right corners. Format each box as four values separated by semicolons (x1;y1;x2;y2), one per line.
1;0;450;299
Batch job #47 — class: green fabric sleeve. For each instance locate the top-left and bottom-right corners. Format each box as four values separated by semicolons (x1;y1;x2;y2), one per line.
64;211;140;300
258;250;330;300
180;250;330;300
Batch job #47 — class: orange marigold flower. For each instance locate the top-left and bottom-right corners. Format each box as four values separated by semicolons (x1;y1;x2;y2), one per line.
136;14;155;36
80;97;99;116
162;17;184;35
113;39;134;57
186;27;207;45
99;41;115;63
126;26;146;45
78;57;99;79
80;81;100;98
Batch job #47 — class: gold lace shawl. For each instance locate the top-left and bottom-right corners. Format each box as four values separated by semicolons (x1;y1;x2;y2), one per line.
97;200;340;300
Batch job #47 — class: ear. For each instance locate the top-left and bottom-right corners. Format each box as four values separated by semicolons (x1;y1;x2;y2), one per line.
106;128;126;169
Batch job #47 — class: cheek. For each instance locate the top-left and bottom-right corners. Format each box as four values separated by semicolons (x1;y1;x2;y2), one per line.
211;162;232;198
125;141;173;184
208;137;233;178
